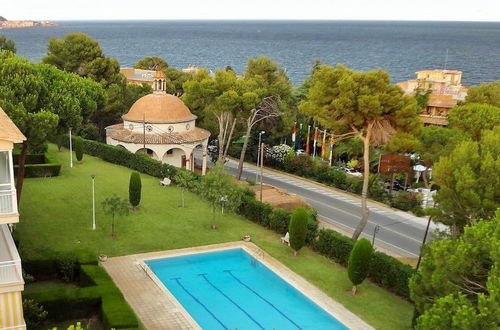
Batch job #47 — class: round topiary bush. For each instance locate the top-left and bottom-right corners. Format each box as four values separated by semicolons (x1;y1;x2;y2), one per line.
289;207;309;256
74;136;84;162
348;238;373;294
129;172;142;208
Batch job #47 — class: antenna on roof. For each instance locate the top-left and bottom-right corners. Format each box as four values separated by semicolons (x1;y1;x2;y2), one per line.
443;49;449;70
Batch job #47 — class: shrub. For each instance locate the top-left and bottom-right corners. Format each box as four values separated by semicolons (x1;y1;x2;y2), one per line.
347;238;373;294
58;256;78;283
269;208;291;234
390;191;422;212
129;172;142;208
289;207;309;256
314;229;354;265
369;251;415;298
284;154;314;177
13;154;61;178
238;195;273;226
23;299;48;329
74;136;84;162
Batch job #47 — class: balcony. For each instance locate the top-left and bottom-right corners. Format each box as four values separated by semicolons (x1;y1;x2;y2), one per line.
419;114;449;126
0;224;23;291
0;185;18;225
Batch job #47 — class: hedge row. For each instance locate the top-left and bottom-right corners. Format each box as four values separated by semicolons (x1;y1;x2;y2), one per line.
61;135;178;179
238;195;319;244
13;153;45;164
14;154;61;178
24;265;139;329
313;229;416;299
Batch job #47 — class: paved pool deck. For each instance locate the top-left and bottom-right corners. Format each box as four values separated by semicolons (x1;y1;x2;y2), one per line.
101;241;374;330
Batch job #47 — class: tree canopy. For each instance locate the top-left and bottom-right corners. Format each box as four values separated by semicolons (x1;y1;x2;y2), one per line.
299;65;421;239
430;126;500;234
465;81;500;107
0;51;105;201
448;103;500;141
410;210;500;329
0;35;16;53
134;56;168;71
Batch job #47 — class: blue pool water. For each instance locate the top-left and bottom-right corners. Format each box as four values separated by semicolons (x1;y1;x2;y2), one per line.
146;248;347;329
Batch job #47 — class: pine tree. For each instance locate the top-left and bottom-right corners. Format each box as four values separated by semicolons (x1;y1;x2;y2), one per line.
129;172;142;208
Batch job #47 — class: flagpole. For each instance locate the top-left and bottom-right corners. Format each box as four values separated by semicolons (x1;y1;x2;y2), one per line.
306;125;311;154
313;127;318;158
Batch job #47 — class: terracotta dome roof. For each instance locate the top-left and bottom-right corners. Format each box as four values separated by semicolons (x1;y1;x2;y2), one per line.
123;92;196;123
154;70;166;79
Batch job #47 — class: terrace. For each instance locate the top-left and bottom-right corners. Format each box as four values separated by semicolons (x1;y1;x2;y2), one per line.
0;150;19;225
0;224;23;290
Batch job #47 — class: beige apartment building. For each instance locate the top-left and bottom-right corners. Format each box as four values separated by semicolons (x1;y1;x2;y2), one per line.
397;69;468;126
0;108;26;330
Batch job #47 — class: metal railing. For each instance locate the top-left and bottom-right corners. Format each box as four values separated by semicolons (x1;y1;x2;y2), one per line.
0;259;22;285
0;189;17;215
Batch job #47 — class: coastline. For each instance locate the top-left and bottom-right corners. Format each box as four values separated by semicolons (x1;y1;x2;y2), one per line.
0;20;57;29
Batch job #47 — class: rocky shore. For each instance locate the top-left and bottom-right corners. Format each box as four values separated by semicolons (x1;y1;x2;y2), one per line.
0;16;57;29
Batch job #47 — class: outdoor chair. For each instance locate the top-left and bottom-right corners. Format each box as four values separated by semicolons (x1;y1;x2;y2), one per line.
281;232;290;246
160;177;171;186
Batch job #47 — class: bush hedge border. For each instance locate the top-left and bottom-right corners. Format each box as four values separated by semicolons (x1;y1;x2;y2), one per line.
23;264;139;329
14;153;61;178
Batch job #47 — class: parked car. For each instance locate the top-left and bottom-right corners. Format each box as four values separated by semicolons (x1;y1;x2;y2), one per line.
344;168;363;177
295;149;305;155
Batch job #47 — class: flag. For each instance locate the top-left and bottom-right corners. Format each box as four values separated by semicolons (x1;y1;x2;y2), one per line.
291;122;296;144
313;127;318;157
321;129;327;158
305;125;311;154
329;133;334;166
297;123;303;150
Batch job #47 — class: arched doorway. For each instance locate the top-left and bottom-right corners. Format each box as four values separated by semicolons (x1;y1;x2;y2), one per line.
135;148;159;161
162;148;186;168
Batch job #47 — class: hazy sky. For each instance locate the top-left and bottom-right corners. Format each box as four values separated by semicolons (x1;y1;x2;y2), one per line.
2;0;499;21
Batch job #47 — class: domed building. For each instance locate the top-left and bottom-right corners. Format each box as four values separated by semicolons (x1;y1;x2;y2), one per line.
106;72;210;175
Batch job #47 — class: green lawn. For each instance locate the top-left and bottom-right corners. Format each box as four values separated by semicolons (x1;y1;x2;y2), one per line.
17;144;414;329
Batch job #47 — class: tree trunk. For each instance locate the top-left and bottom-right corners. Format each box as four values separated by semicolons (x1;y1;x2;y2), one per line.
15;142;28;205
112;214;115;238
223;118;237;160
236;123;253;180
351;285;357;295
293;250;298;257
211;204;217;229
181;189;185;208
352;132;371;240
217;117;225;164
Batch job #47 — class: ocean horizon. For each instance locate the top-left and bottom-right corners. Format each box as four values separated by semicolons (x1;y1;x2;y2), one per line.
2;20;500;85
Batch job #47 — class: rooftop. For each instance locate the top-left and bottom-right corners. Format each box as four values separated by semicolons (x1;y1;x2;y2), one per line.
0;107;26;143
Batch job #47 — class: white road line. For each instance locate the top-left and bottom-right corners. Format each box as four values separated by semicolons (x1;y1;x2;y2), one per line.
306;198;423;244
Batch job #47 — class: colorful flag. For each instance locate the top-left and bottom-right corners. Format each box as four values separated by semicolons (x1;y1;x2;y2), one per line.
291;122;296;144
313;127;318;157
305;125;311;154
321;129;327;158
297;123;303;150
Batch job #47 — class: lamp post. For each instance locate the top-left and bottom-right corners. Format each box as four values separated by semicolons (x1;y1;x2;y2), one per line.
69;127;73;168
220;195;228;215
371;224;380;246
255;131;265;182
91;174;96;230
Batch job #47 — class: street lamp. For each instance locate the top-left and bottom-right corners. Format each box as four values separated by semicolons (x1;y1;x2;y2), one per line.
371;225;380;246
69;127;73;168
255;131;265;182
91;174;96;230
220;195;228;214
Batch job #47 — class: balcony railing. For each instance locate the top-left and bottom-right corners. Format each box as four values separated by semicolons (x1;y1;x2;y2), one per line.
0;188;17;215
0;259;22;285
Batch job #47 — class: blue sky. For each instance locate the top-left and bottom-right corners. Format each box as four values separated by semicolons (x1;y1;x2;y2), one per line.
2;0;499;21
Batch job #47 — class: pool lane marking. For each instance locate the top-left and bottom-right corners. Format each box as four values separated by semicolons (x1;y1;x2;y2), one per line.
170;277;229;330
198;273;266;330
224;270;302;330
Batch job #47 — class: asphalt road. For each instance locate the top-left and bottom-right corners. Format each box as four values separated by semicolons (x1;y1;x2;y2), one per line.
223;160;437;257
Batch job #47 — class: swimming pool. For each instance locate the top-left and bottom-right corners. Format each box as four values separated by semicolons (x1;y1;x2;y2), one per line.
145;248;348;329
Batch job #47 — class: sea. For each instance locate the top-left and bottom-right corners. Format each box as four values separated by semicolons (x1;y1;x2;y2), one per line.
2;20;500;86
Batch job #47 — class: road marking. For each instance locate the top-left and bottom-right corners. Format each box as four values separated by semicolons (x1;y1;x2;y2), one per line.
319;214;419;257
305;198;423;244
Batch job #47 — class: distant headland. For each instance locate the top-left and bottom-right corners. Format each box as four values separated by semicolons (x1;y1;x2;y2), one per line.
0;16;57;29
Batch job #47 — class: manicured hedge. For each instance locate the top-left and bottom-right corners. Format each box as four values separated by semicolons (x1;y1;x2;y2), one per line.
13;153;45;164
238;196;319;243
62;135;178;179
313;228;416;300
14;154;61;178
23;265;139;329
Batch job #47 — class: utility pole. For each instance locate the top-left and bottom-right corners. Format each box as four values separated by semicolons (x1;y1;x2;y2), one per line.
259;142;264;202
416;216;433;270
91;174;96;230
